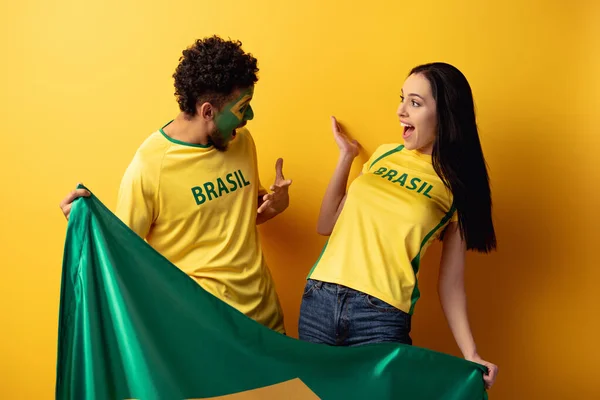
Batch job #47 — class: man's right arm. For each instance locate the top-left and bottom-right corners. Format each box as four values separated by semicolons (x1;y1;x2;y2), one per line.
59;157;155;239
59;186;91;219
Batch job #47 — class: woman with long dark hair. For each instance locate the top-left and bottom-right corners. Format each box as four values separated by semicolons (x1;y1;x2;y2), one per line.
298;62;498;389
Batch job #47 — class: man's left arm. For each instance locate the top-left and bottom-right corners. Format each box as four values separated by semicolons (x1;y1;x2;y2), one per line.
256;158;291;225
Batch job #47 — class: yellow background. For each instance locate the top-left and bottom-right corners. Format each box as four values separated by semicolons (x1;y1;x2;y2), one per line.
1;0;599;398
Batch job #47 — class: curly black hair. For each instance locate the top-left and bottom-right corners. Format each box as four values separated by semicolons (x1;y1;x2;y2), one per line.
173;35;259;116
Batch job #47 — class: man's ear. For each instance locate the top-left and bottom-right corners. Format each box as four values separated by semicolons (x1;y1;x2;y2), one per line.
198;102;215;120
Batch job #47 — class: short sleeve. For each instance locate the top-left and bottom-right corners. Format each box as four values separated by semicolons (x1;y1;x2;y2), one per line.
257;179;268;196
242;128;268;196
115;154;157;239
450;209;458;223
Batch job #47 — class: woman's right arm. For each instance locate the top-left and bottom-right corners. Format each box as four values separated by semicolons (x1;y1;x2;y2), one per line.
316;117;360;236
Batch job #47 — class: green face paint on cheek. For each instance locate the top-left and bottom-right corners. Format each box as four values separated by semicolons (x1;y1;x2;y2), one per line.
215;88;254;140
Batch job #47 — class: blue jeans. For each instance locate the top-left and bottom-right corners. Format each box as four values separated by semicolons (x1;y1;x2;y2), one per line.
298;279;412;346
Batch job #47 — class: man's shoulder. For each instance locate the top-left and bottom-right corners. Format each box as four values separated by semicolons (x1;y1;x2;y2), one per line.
229;127;260;160
123;130;170;179
235;127;257;146
122;131;170;173
136;130;171;159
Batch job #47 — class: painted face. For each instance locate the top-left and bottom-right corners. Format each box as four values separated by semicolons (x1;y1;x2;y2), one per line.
396;73;437;154
213;87;254;148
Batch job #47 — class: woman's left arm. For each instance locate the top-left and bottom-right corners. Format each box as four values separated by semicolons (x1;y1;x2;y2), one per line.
438;221;498;390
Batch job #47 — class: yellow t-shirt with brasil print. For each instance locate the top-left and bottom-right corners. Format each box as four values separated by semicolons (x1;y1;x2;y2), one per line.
115;121;285;333
308;144;457;315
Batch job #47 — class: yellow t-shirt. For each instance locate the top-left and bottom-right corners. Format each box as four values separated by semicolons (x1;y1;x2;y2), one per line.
115;121;285;333
308;144;457;315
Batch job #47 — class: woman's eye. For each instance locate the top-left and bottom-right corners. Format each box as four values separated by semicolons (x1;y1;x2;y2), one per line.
411;100;420;107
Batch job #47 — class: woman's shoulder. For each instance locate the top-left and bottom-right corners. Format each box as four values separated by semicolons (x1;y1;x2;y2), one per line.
367;143;404;159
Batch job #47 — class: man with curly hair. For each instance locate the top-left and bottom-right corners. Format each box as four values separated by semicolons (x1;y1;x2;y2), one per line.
59;36;290;334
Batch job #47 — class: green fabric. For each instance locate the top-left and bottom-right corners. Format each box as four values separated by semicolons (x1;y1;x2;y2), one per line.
56;186;488;400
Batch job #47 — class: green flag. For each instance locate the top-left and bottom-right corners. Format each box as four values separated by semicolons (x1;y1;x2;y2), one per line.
56;186;488;400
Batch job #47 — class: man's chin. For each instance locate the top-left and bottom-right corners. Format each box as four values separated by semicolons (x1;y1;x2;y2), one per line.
214;142;229;152
209;131;232;152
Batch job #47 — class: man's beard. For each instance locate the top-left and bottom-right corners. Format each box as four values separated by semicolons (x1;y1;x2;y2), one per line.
209;127;233;152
